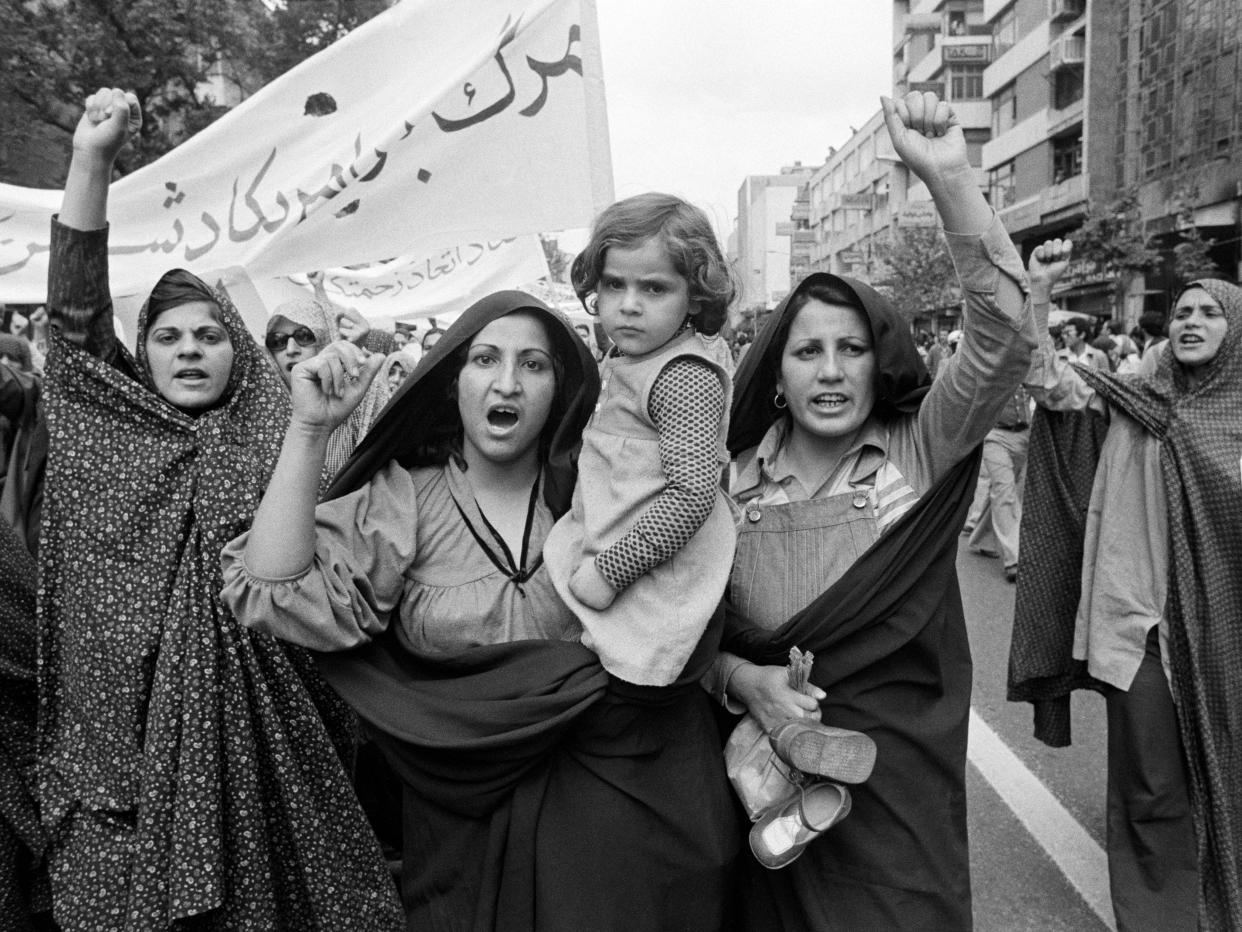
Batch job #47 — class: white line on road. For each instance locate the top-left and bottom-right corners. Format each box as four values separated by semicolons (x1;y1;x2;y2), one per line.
967;708;1117;931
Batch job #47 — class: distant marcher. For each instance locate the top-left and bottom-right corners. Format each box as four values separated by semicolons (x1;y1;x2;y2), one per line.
265;297;391;483
1019;267;1242;931
421;327;446;351
1059;315;1109;370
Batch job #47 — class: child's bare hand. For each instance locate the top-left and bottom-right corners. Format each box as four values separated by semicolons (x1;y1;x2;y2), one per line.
569;559;616;610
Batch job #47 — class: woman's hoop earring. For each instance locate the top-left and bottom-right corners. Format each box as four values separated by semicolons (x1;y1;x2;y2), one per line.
773;391;788;410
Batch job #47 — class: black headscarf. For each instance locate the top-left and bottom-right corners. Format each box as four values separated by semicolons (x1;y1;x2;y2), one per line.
327;290;599;515
730;271;930;455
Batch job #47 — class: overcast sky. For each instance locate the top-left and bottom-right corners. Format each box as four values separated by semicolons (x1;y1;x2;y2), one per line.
592;1;894;240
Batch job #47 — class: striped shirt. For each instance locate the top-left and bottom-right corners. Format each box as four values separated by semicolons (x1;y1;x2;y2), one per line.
730;417;920;536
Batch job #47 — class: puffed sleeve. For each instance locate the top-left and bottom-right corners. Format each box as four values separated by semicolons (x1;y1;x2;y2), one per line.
220;460;420;650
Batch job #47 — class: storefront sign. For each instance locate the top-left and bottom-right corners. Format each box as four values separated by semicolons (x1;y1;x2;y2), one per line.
943;43;991;62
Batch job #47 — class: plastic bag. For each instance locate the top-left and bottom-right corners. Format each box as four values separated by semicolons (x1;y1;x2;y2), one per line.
724;647;816;821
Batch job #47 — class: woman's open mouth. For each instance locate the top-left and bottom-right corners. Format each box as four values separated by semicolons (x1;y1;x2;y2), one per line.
487;406;520;429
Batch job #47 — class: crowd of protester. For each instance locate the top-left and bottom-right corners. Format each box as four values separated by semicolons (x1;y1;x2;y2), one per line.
0;84;1238;932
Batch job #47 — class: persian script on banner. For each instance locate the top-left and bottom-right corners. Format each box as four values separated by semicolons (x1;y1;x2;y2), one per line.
0;0;613;304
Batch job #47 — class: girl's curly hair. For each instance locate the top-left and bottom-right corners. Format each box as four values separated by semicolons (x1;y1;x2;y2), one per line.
570;193;737;336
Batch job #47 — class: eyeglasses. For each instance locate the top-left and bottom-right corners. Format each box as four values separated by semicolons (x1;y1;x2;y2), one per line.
264;326;317;351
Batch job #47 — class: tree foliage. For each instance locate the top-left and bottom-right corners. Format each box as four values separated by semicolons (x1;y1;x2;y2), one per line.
872;226;960;318
1072;191;1162;274
1170;187;1222;284
0;0;389;186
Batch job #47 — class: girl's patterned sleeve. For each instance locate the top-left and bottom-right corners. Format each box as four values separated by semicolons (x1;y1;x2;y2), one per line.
594;357;724;592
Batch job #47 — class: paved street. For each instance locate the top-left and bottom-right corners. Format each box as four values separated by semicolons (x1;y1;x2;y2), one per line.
958;541;1114;932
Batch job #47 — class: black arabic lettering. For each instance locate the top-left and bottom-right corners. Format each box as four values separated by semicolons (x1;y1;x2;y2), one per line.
228;148;288;242
295;163;348;224
347;134;389;183
184;212;221;262
432;16;520;133
107;221;185;257
426;248;461;281
156;219;184;253
519;25;582;117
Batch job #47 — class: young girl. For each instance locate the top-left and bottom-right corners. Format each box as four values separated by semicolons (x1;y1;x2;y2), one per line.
543;193;737;686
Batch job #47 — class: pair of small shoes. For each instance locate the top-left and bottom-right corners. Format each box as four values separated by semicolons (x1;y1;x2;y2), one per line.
749;781;852;870
768;719;877;784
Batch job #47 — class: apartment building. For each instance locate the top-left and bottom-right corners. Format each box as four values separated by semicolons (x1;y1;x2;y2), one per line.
733;164;817;312
785;0;992;332
982;0;1240;322
1103;0;1241;301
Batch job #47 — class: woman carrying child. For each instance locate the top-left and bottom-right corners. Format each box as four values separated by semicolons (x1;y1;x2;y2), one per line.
221;285;738;931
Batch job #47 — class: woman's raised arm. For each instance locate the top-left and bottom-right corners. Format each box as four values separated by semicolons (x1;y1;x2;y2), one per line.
48;88;139;361
60;88;138;232
242;339;385;579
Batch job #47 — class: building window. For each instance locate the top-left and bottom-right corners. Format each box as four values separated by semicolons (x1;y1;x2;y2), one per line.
949;64;985;100
1052;132;1082;183
1053;66;1084;110
947;10;967;35
993;5;1017;55
988;161;1016;208
992;84;1017;136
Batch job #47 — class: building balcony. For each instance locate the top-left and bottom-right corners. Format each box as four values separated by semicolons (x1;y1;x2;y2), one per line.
1048;0;1085;23
793;230;818;245
1049;33;1085;70
908;34;994;84
1046;98;1084;137
1042;173;1086;219
984;20;1051;97
983;0;1009;22
982;107;1049;170
791;202;810;222
910;0;948;17
904;12;943;32
952;101;992;130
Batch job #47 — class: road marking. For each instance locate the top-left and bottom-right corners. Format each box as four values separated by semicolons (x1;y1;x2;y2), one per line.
968;708;1117;931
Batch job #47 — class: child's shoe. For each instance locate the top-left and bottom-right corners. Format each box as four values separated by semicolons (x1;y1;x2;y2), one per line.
768;719;876;785
749;781;851;870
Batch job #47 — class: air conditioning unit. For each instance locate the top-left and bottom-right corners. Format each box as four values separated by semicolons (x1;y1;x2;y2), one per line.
1048;0;1085;22
1049;34;1086;70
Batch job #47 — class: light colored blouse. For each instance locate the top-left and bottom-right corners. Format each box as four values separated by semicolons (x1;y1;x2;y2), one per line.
1024;341;1169;690
220;459;582;656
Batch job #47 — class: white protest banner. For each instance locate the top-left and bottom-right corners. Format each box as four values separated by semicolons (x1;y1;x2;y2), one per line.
279;234;551;321
0;0;613;304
